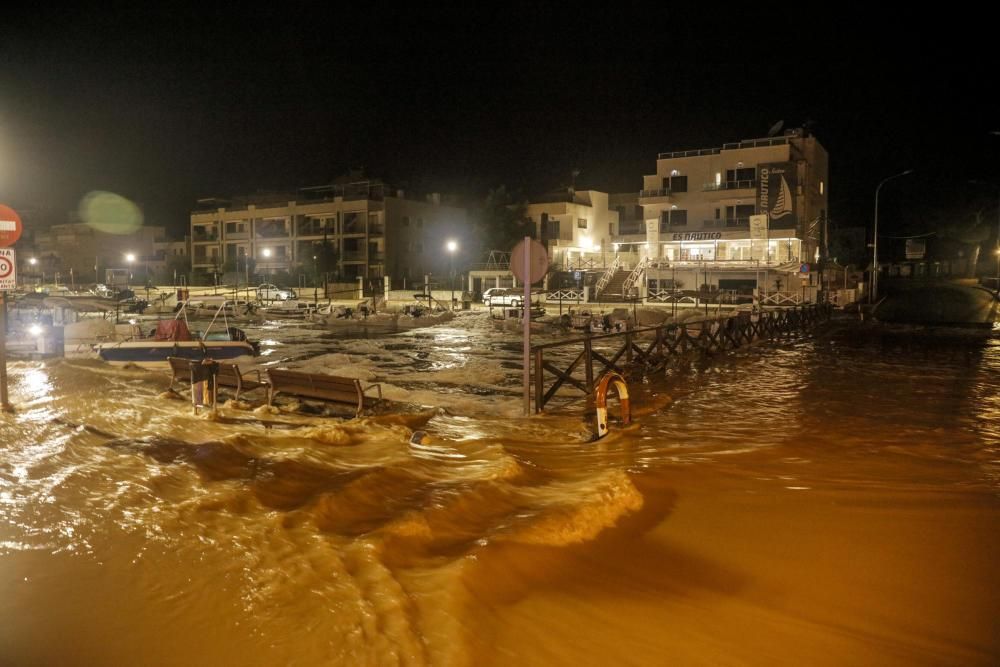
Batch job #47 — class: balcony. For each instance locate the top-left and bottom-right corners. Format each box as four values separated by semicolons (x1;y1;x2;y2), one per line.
699;218;751;229
639;188;671;203
256;225;291;239
617;223;645;236
192;231;219;243
702;180;757;191
296;223;336;237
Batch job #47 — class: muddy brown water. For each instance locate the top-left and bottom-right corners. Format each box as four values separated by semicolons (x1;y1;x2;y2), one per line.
1;319;998;665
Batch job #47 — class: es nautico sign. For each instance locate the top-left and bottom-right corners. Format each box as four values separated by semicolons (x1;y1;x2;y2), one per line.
671;232;722;241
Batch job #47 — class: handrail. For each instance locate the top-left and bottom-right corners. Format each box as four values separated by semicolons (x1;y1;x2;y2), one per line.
620;256;649;296
594;255;621;297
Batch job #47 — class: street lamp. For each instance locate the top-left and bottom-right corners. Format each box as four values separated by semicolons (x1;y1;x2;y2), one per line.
871;169;915;302
125;252;136;290
446;240;458;309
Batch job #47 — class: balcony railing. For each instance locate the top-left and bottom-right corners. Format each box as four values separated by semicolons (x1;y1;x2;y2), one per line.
617;223;645;235
256;226;290;239
703;180;757;191
701;218;751;229
639;188;672;199
192;233;219;242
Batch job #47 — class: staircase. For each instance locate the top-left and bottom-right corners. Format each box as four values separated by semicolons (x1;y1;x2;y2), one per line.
594;269;631;302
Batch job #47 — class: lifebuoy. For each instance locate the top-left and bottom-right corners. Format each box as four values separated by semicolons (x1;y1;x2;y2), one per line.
595;371;631;440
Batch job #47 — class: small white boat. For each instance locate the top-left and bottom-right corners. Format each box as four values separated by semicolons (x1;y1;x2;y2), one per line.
261;299;318;318
95;303;259;366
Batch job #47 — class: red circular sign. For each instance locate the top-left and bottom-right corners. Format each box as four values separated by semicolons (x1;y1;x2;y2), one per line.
0;254;13;279
0;204;23;248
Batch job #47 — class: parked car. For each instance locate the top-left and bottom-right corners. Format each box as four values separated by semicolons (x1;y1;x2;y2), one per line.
256;283;296;301
482;287;523;307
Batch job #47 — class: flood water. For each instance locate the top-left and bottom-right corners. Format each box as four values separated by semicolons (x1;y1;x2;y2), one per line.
1;313;998;666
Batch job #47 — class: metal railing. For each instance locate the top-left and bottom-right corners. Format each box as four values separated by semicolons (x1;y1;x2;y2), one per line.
639;188;672;199
620;256;649;297
594;255;622;297
703;180;757;191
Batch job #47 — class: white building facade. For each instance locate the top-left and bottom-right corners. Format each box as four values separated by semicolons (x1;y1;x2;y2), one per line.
618;128;829;301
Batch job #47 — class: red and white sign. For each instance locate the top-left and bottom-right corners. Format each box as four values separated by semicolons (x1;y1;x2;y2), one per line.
0;249;16;290
0;204;23;248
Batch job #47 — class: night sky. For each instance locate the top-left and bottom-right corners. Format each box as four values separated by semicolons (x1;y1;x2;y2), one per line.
2;8;996;242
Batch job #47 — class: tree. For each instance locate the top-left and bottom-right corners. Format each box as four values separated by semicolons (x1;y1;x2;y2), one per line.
471;186;532;257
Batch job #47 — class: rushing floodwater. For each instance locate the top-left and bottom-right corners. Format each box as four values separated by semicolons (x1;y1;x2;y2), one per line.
1;313;998;666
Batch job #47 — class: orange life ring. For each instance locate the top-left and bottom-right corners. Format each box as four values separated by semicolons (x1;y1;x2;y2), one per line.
595;371;631;439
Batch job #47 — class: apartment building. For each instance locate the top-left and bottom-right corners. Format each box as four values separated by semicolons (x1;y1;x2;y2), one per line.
619;127;829;296
31;222;169;284
528;189;620;268
189;180;467;284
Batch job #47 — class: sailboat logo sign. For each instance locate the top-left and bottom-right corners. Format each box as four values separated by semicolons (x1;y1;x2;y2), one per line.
758;162;797;225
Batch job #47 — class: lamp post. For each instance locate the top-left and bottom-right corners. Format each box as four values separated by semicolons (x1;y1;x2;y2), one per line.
446;240;458;309
871;169;914;302
126;253;136;291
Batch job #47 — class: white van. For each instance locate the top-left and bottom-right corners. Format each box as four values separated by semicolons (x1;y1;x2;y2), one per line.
482;288;523;307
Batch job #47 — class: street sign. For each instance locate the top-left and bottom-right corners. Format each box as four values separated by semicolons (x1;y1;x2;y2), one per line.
0;204;23;248
0;249;15;289
799;263;810;274
510;238;548;284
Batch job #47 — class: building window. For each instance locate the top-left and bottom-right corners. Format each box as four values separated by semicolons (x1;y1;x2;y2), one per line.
577;218;587;229
725;204;756;224
725;167;756;183
670;175;688;193
609;223;614;236
659;209;687;231
820;181;825;195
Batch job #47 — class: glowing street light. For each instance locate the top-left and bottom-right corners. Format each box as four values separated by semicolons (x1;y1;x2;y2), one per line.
28;257;37;266
261;248;272;258
446;240;458;309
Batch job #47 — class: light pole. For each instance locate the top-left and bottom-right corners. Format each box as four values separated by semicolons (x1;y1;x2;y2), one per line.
446;240;458;309
871;169;914;302
126;252;136;291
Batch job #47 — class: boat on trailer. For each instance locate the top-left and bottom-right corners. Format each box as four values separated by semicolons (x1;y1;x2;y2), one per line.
95;303;259;366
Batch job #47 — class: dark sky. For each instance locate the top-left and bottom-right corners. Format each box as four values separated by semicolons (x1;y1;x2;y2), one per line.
2;7;997;240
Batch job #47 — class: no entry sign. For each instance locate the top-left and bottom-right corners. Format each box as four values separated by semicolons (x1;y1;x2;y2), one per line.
0;249;15;290
0;204;23;248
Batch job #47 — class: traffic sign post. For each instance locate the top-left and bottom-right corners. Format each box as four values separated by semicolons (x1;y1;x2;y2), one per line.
0;202;22;413
511;237;549;415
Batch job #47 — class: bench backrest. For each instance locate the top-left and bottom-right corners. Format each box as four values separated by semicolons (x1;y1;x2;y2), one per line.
266;369;361;404
168;357;243;387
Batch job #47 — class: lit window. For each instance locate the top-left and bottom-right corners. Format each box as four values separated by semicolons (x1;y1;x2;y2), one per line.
820;181;825;195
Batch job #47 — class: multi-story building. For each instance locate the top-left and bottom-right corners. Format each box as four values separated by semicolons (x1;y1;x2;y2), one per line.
618;127;829;298
31;222;170;285
189;179;467;285
528;189;620;268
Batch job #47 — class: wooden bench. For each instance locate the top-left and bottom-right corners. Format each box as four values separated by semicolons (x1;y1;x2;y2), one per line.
167;357;268;401
265;368;382;417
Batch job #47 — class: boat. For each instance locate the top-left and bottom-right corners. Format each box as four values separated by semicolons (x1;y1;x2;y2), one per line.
260;299;318;318
95;304;259;366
